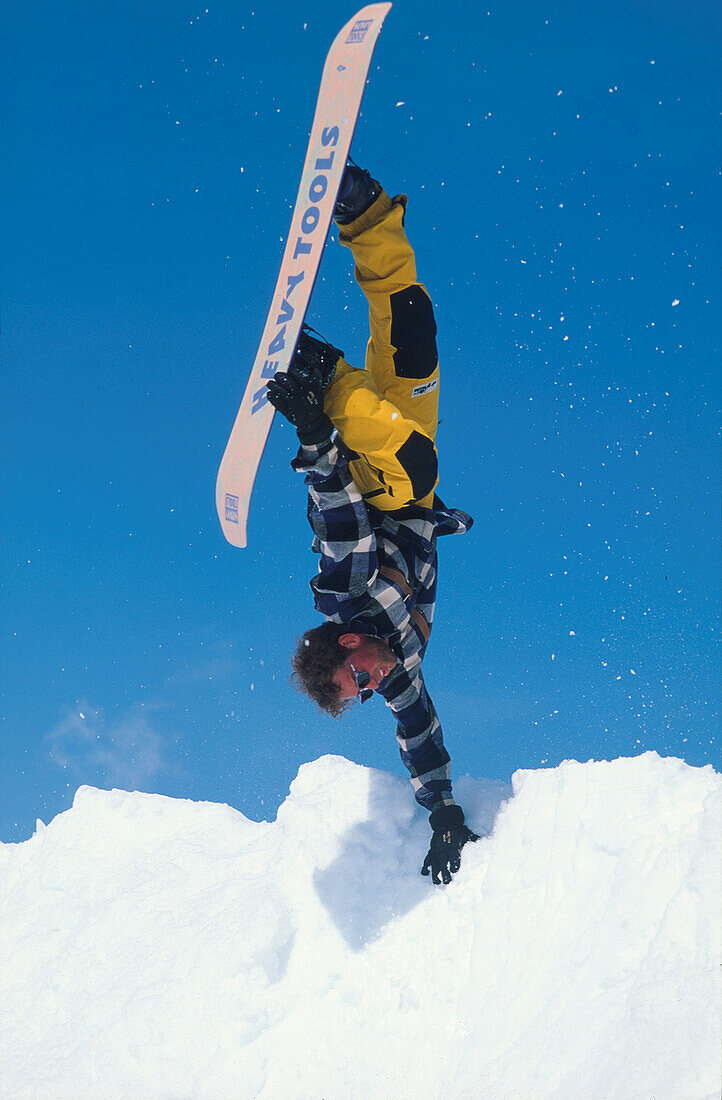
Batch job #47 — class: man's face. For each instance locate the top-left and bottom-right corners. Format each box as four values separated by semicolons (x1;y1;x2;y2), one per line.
332;633;398;701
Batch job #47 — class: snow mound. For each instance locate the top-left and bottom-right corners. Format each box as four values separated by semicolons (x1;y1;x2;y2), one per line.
1;752;719;1099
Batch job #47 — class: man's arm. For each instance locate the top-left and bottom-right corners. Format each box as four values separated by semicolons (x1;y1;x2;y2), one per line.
267;359;377;600
386;664;479;886
292;438;380;600
379;663;455;813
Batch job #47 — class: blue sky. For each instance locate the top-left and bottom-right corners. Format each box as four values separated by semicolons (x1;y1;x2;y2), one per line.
2;0;719;842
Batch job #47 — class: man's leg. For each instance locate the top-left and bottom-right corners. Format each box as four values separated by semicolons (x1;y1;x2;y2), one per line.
323;189;440;511
340;191;440;443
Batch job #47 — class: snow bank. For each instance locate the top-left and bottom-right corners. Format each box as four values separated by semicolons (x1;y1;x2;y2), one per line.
0;753;719;1099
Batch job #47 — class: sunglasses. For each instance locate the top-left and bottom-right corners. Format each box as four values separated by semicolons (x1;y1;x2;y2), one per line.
347;660;373;703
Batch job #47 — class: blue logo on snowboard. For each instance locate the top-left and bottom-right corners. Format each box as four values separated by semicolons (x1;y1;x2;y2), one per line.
225;494;240;523
346;19;371;44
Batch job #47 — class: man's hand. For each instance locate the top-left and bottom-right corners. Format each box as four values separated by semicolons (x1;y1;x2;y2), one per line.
421;805;479;885
266;365;333;446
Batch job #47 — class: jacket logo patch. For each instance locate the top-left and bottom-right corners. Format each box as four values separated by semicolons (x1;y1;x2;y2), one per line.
411;378;439;398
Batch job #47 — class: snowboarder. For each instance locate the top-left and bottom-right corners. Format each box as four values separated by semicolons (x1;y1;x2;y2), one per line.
267;164;478;884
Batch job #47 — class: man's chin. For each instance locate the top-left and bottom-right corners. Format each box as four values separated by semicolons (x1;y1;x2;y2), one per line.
375;651;398;683
364;639;398;686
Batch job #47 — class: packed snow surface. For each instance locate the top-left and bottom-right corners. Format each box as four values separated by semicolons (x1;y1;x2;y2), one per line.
1;752;719;1099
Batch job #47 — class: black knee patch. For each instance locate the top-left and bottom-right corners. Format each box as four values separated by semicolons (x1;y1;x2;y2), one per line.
396;431;438;501
390;285;438;380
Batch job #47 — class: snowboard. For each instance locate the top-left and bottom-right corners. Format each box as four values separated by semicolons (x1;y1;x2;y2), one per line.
216;3;392;547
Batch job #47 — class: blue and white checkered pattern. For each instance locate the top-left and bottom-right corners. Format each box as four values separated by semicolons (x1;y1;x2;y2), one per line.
292;437;473;814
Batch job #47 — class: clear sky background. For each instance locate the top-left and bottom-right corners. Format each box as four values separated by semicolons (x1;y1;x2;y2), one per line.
2;0;719;842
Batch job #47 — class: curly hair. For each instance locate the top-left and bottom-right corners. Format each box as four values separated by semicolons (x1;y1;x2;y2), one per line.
291;622;351;718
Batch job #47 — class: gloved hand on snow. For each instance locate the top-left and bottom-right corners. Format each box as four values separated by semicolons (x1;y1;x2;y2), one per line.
266;364;333;446
421;805;479;885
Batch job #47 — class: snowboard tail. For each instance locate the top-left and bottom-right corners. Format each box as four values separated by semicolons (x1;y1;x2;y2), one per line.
216;4;392;547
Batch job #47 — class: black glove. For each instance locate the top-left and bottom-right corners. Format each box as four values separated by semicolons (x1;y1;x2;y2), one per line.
421;805;479;885
266;365;333;446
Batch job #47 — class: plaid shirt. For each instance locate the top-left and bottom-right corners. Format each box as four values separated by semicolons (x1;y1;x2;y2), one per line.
292;437;473;815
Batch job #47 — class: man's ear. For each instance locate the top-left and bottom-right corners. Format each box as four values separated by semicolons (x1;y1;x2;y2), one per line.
338;633;362;650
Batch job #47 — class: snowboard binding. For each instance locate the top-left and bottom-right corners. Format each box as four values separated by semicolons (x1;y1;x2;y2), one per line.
290;324;344;391
333;160;382;225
